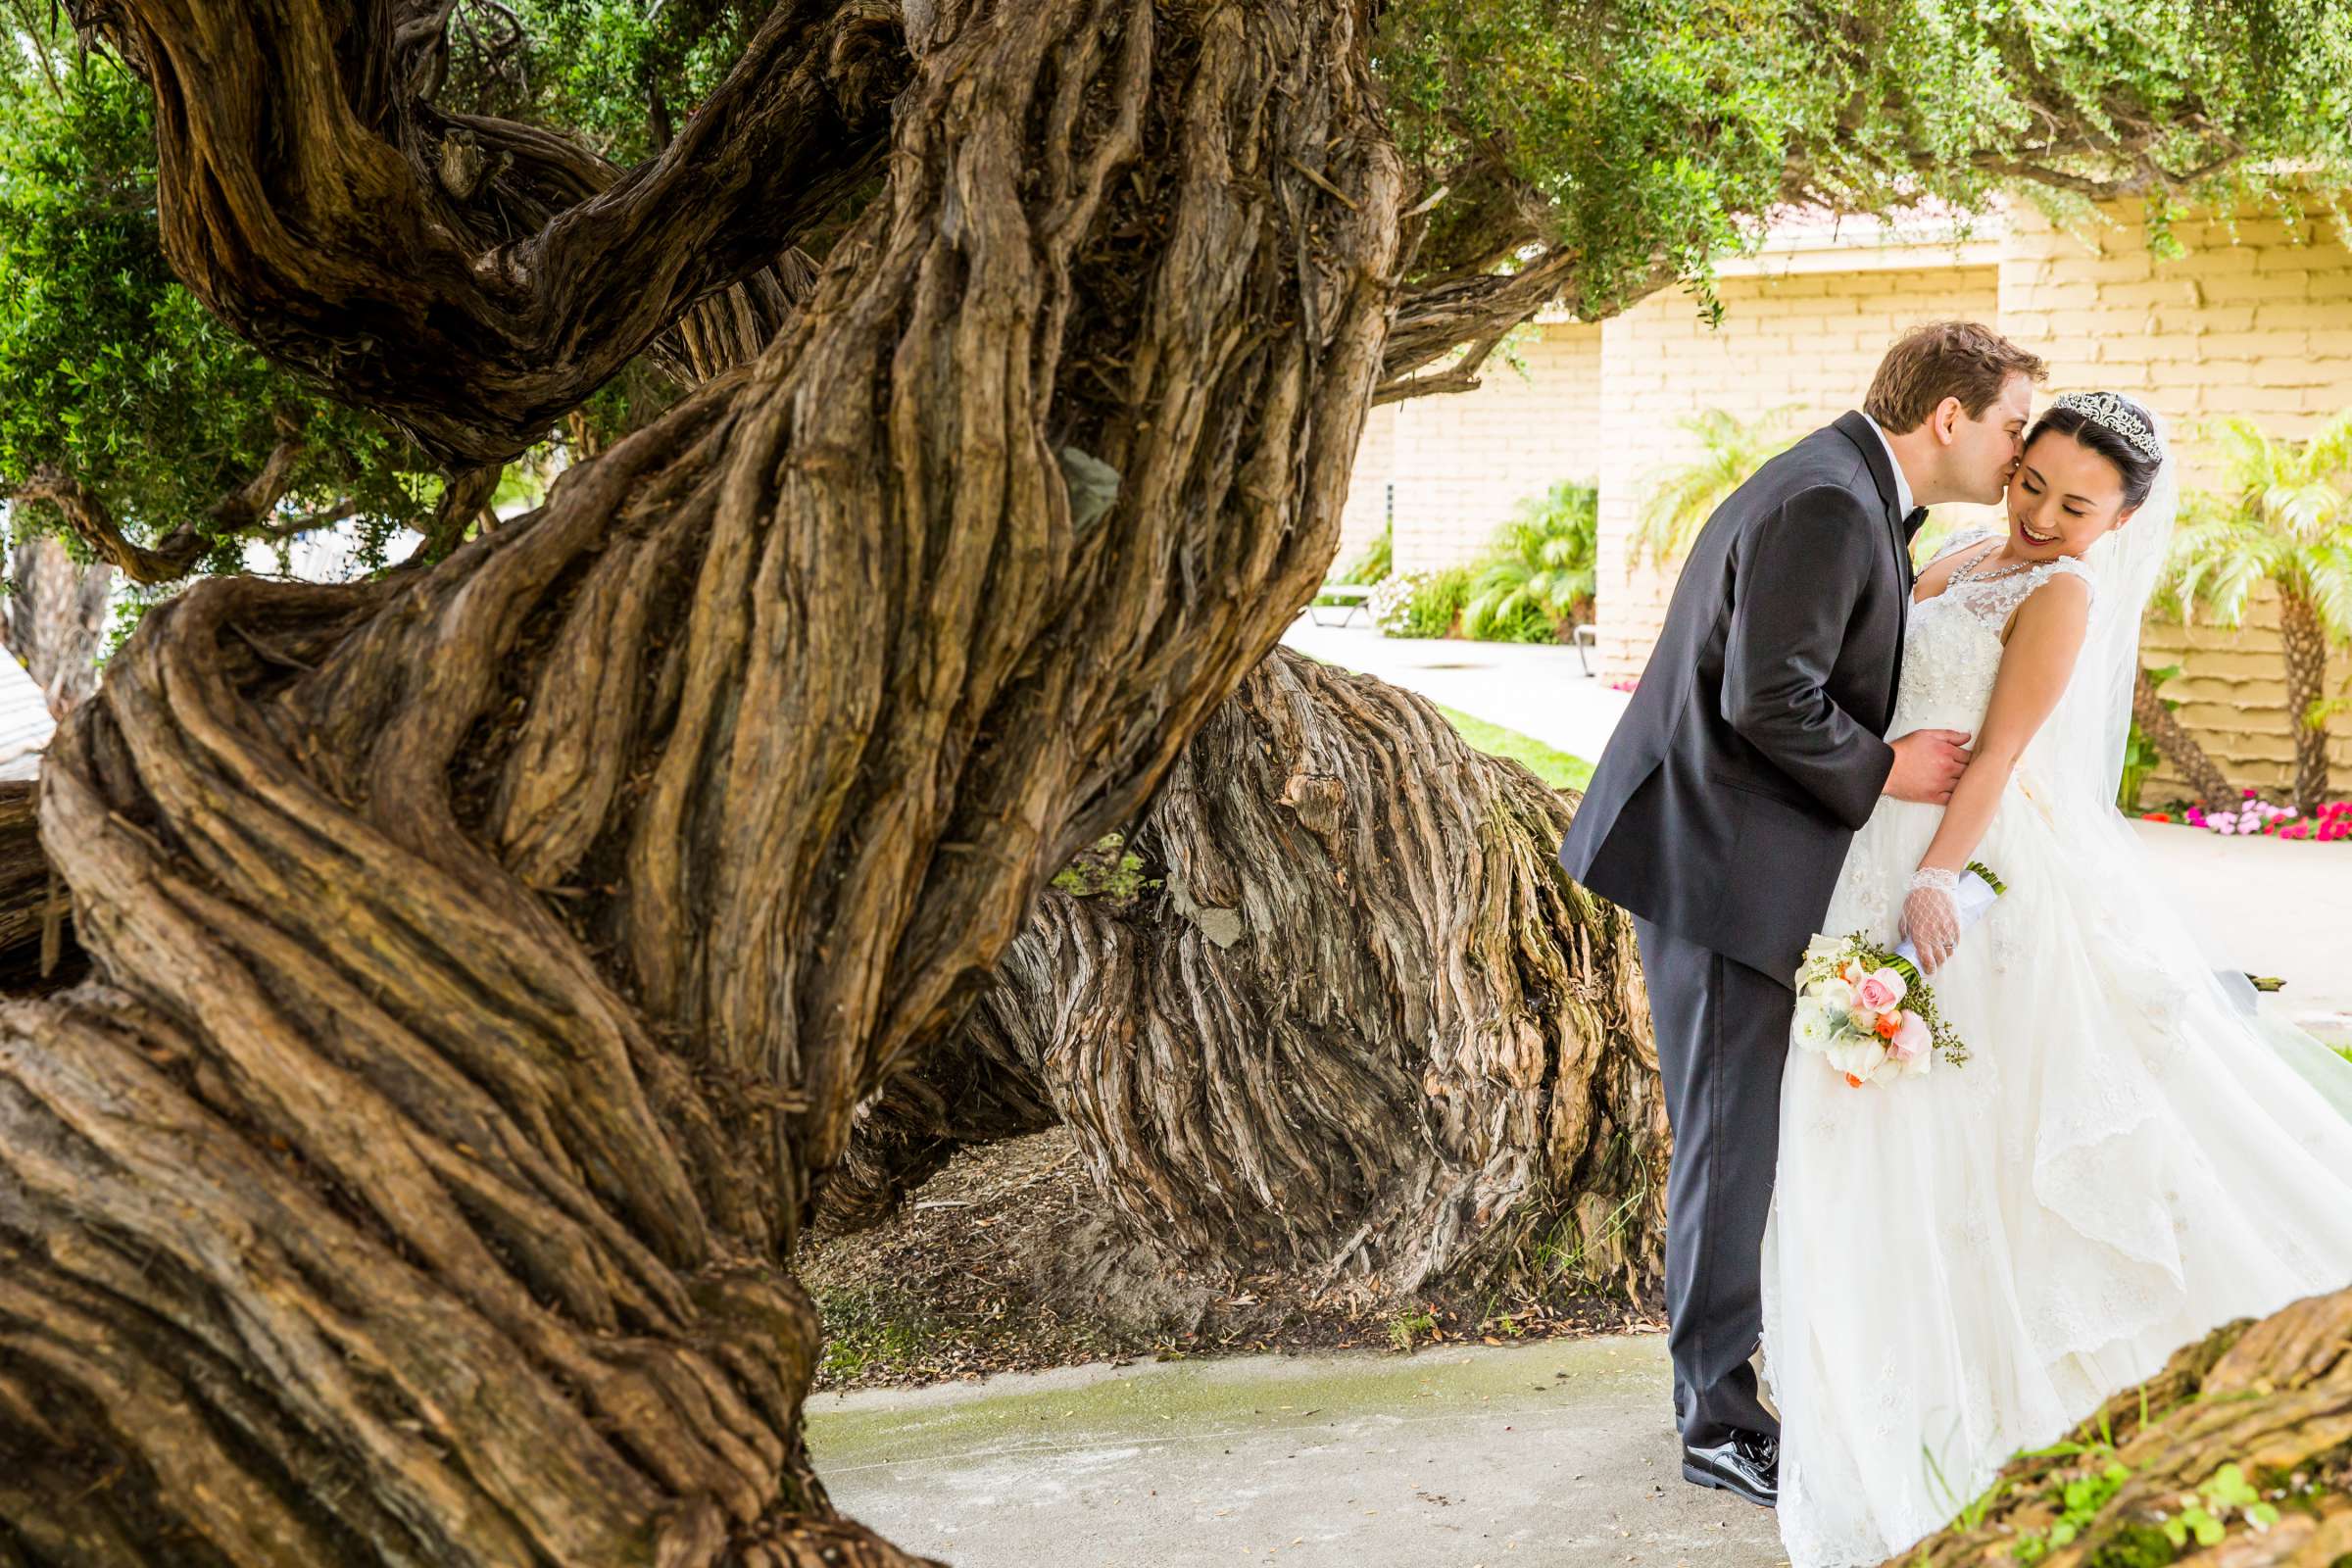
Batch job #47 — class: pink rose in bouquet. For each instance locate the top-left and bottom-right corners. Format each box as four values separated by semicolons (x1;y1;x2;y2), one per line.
1889;1010;1931;1062
1853;967;1908;1013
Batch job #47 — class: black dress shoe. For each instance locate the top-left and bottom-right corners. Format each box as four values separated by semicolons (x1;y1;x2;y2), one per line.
1682;1429;1778;1507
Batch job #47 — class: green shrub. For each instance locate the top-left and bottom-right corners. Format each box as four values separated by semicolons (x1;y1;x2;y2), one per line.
2118;663;2181;811
1336;523;1393;586
1462;481;1597;642
1369;565;1472;637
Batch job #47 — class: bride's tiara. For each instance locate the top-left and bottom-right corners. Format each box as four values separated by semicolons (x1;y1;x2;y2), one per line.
2050;391;2163;461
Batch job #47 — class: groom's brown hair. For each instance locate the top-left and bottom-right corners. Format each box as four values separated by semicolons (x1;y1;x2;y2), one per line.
1865;321;2047;433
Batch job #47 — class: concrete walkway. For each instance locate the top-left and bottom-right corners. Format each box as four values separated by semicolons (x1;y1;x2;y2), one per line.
1280;619;1632;765
2127;819;2352;1036
809;1333;1786;1568
1278;613;2351;1037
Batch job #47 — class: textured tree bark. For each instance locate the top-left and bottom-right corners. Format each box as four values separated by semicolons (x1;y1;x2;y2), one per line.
0;537;113;719
67;0;901;465
2278;588;2334;813
838;648;1668;1297
820;998;1061;1236
0;0;1401;1561
0;783;70;991
1901;1285;2352;1567
2132;664;2235;810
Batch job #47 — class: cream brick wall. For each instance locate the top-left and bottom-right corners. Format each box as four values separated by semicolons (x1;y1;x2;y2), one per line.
1333;403;1397;576
1592;267;2002;677
2139;591;2352;805
2010;200;2352;802
1374;322;1605;574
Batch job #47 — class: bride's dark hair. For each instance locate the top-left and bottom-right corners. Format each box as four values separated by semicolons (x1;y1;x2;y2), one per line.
2024;394;2163;510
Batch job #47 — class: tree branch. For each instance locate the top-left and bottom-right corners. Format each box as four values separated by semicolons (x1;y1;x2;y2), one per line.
4;434;348;587
1373;249;1576;401
1371;250;1684;407
67;0;907;466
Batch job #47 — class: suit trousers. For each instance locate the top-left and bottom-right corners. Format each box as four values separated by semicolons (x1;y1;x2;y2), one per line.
1633;913;1792;1449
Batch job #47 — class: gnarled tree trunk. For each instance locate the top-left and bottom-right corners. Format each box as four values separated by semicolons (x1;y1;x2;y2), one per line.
0;537;112;720
0;0;1401;1560
833;647;1668;1298
0;783;68;992
1903;1284;2352;1566
2279;587;2335;813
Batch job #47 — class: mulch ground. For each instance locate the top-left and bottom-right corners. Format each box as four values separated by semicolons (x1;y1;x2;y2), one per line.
799;1128;1659;1393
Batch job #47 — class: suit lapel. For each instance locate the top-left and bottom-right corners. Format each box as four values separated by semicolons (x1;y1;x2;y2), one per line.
1831;411;1913;722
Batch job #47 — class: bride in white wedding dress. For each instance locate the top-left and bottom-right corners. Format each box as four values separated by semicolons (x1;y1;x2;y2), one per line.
1759;391;2352;1568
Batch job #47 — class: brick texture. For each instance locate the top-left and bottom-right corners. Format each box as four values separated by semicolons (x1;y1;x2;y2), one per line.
1591;267;2000;676
1380;323;1606;574
1333;403;1396;576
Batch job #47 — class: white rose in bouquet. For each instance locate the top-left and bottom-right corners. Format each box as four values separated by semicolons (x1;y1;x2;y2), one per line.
1826;1033;1889;1085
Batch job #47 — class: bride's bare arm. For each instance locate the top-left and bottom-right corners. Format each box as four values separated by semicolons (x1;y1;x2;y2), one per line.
1904;574;2093;967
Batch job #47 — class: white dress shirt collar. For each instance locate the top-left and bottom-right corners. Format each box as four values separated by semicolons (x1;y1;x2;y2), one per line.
1867;415;1916;517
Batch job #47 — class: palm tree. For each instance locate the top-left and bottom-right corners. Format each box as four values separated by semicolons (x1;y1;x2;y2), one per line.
1462;480;1598;640
2163;413;2352;812
2132;664;2237;809
1634;406;1802;566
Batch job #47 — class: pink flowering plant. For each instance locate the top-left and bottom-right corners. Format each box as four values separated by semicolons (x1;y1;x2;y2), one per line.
1792;860;2006;1087
2159;789;2352;843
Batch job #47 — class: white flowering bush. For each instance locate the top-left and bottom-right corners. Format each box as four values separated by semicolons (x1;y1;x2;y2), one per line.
1366;571;1426;634
1366;566;1471;638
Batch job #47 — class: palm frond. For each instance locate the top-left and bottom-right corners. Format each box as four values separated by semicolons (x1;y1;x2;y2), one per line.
1633;406;1801;567
2173;410;2352;633
2304;543;2352;639
2177;409;2352;806
2298;407;2352;479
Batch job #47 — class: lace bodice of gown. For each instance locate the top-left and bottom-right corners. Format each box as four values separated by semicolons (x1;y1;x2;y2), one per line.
1887;530;2098;736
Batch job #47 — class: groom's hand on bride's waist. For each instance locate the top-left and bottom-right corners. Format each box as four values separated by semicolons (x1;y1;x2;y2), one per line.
1884;729;1974;806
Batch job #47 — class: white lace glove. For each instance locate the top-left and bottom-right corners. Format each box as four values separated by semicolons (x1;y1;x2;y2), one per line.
1902;867;1963;974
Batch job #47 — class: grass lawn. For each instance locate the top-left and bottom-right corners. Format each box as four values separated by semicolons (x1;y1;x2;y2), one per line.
1287;649;1595;792
1435;703;1594;791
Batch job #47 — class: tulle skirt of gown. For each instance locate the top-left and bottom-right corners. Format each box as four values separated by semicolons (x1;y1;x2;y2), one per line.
1759;776;2352;1568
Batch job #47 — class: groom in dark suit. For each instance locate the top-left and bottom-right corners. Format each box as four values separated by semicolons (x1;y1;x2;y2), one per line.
1557;321;2045;1506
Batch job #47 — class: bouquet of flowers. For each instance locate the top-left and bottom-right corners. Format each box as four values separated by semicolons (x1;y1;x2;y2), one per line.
1792;861;2006;1088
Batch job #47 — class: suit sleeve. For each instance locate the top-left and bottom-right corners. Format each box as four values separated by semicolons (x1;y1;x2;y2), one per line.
1719;484;1898;829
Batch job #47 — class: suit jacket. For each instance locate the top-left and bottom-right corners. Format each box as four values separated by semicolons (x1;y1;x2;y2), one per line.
1558;411;1925;987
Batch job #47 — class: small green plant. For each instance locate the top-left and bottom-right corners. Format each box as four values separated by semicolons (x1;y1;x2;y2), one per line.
1327;523;1393;590
1052;831;1160;900
1920;1432;2008;1532
1461;480;1598;642
2009;1458;2133;1563
2119;663;2183;811
1387;1307;1439;1351
2157;1461;2279;1551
